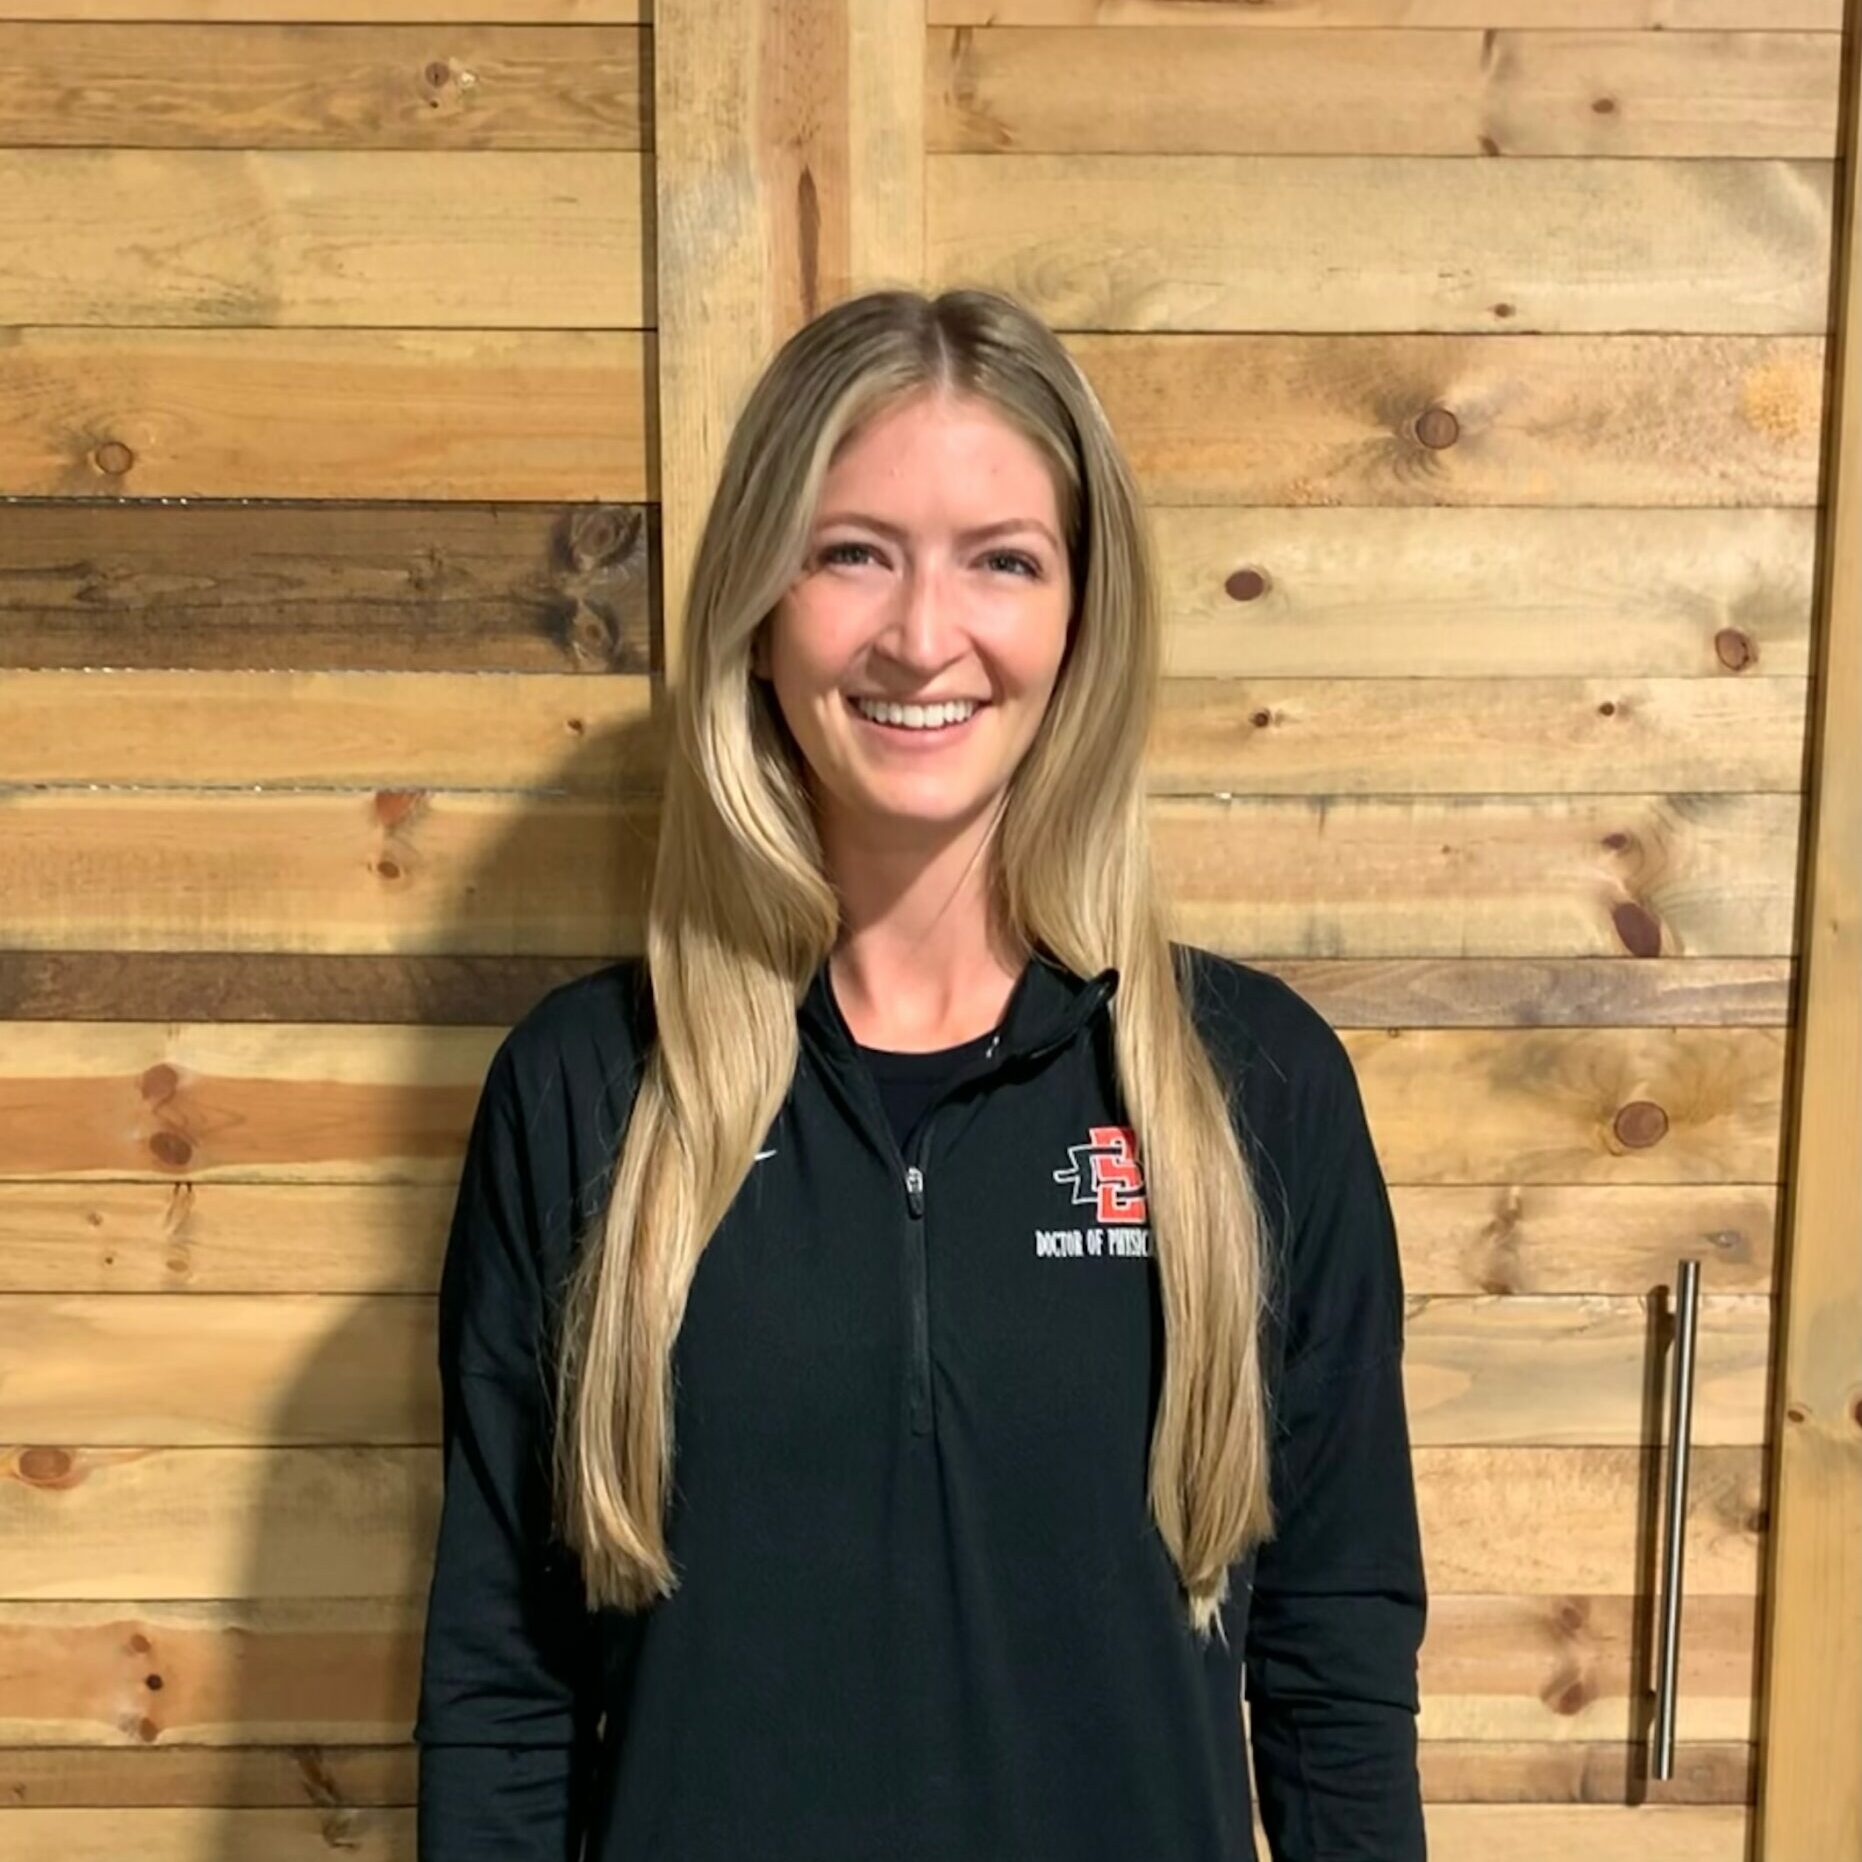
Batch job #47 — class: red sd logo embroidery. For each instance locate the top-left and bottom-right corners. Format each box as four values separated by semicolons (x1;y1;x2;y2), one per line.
1052;1125;1148;1224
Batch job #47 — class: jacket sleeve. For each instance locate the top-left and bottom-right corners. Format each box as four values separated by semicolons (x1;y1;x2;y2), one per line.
414;1037;602;1861
1243;1027;1429;1862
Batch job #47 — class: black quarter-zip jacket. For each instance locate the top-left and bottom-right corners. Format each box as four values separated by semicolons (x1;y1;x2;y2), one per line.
414;943;1428;1861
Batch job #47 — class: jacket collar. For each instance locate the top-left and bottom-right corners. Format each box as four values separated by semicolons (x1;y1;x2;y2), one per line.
799;944;1119;1070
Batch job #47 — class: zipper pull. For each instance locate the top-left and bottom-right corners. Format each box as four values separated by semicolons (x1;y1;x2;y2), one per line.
904;1164;925;1218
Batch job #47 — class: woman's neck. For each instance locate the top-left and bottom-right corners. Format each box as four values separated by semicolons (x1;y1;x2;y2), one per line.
820;803;1025;1051
827;926;1023;1053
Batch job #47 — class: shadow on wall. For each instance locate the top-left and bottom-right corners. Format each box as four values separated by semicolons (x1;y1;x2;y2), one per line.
212;599;665;1859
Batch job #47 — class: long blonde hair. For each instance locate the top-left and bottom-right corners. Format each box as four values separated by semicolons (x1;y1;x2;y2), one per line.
553;287;1275;1641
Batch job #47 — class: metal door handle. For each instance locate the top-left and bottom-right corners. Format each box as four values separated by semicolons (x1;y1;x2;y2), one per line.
1652;1257;1701;1780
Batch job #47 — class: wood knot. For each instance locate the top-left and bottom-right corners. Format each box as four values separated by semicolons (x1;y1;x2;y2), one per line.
149;1130;193;1170
92;440;135;477
565;505;631;570
17;1447;74;1485
1415;406;1460;450
1613;1099;1668;1149
1224;567;1268;602
1611;899;1664;957
1714;627;1756;671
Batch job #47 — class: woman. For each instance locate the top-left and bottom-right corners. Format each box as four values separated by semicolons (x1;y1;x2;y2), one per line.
414;287;1427;1860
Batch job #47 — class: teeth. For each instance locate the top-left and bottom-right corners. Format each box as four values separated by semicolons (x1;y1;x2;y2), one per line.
852;697;979;730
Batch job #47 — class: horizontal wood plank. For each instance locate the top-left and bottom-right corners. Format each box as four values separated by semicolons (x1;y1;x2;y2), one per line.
0;791;1804;956
0;329;652;501
1414;1447;1764;1593
0;1593;1757;1743
0;1738;1758;1807
0;1295;439;1445
0;1181;455;1294
0;1177;1776;1297
0;152;648;327
0;1447;439;1601
0;1742;414;1808
0;1292;1769;1445
0;670;664;792
928;155;1833;333
0;1808;409;1859
1418;1593;1757;1742
0;0;646;16
0;1803;1761;1858
927;1;1839;26
1391;1183;1774;1295
0;1444;1764;1600
927;28;1843;158
1144;676;1808;794
0;952;625;1028
1066;333;1827;507
1417;1740;1751;1804
1150;794;1803;959
0;24;648;149
1401;1295;1769;1447
1259;960;1793;1033
0;500;655;674
1149;506;1817;680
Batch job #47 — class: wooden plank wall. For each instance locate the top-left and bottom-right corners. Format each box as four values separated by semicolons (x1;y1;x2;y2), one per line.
0;2;658;1857
1;0;1856;1857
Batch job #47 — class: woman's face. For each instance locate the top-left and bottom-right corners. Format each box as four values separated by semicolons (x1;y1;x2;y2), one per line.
755;388;1073;845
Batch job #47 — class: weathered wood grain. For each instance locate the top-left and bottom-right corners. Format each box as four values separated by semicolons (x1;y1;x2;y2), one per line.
928;27;1843;158
0;329;652;501
0;501;655;674
0;24;648;149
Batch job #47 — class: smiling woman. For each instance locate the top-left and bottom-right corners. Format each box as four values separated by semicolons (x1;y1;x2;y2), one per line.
413;286;1427;1862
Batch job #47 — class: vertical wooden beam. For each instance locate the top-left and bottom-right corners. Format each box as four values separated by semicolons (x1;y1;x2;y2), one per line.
653;0;925;684
1758;4;1862;1858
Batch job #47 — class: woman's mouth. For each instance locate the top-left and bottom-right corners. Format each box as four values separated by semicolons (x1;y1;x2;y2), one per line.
845;693;987;746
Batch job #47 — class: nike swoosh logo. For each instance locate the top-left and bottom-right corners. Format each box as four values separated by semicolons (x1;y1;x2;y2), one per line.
754;1148;777;1163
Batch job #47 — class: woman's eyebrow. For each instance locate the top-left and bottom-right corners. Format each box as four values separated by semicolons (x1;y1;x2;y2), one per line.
815;512;1060;551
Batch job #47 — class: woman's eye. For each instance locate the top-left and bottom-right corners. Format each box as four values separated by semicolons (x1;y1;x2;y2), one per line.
984;551;1040;578
820;541;878;567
